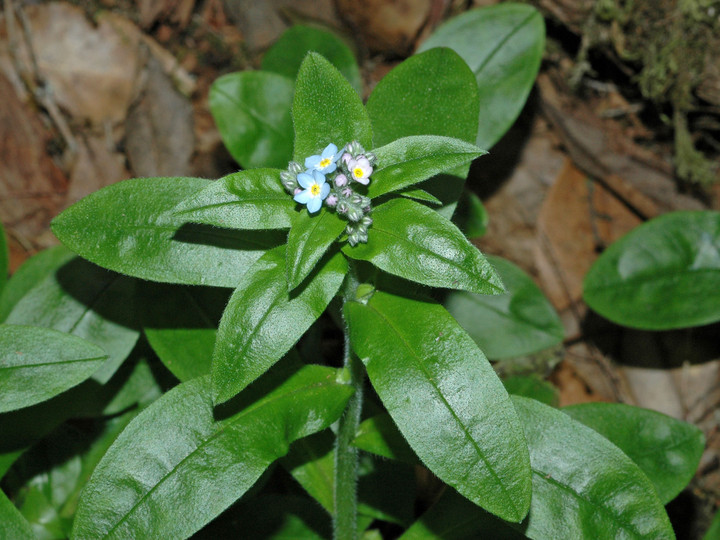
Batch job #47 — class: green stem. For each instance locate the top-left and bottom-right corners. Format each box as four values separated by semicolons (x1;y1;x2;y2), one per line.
334;269;363;540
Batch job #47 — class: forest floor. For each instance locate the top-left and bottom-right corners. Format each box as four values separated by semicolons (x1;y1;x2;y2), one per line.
1;0;719;537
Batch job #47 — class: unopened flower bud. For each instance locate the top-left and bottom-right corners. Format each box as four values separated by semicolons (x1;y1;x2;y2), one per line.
361;215;373;227
326;194;338;207
280;172;298;191
337;201;349;214
348;232;360;246
350;193;364;205
360;196;371;207
365;152;376;164
342;187;353;198
358;231;368;244
293;187;303;196
335;173;348;187
347;141;363;155
341;153;352;165
346;224;357;235
363;205;372;213
347;206;363;222
288;161;304;174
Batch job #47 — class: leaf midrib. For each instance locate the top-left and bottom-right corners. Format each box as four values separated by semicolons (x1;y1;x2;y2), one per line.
473;10;538;77
0;355;106;371
585;266;720;296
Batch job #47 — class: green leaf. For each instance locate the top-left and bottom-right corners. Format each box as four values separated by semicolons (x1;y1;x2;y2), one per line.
563;402;705;504
366;47;479;148
286;209;346;291
5;257;140;383
345;291;532;523
343;199;503;294
353;413;418;464
51;177;284;288
142;283;227;382
282;430;335;513
209;71;294;168
0;246;75;323
292;53;372;162
0;325;107;413
454;190;489;238
212;247;346;404
71;361;354;539
367;135;485;199
503;375;558;407
173;169;295;230
418;4;545;150
512;396;674;539
584;210;720;329
262;25;362;94
704;509;720;540
398;188;442;205
0;490;35;540
0;220;8;294
444;255;564;359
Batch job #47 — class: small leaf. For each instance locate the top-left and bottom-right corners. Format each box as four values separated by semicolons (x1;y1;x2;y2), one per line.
352;413;418;464
292;53;372;162
503;375;558;407
213;246;347;403
343;199;503;294
0;325;107;413
71;361;354;539
584;210;720;329
419;4;545;150
444;255;564;359
286;209;346;291
367;135;485;199
454;190;489;238
0;220;8;294
5;257;140;383
173;169;296;230
0;246;75;323
262;25;362;94
512;396;675;539
282;430;335;513
398;188;442;205
0;490;35;540
563;402;705;504
51;177;284;287
209;71;294;168
345;291;532;523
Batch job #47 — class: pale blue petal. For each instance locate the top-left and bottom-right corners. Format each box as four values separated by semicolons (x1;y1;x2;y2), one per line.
305;155;321;169
323;163;337;174
320;183;331;199
297;172;313;189
312;170;326;185
322;144;338;159
307;197;322;213
294;190;312;204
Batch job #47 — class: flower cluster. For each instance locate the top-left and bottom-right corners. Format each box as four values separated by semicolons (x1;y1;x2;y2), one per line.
281;141;376;246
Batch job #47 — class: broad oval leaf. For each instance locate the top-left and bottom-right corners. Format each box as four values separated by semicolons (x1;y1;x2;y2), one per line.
5;257;140;383
173;169;295;230
51;177;284;288
345;291;532;522
444;255;564;359
0;490;35;540
512;396;674;539
367;135;485;199
0;245;75;323
209;71;294;168
343;199;503;294
292;53;372;162
563;402;704;504
0;325;107;413
419;4;545;150
262;25;361;93
213;246;347;403
285;209;346;291
71;362;354;539
366;47;479;148
584;210;720;329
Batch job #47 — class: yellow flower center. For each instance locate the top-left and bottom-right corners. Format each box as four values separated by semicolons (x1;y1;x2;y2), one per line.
319;158;332;168
310;184;321;196
353;167;364;178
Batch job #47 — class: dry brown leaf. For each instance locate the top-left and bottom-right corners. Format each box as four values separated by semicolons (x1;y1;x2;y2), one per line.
67;136;130;205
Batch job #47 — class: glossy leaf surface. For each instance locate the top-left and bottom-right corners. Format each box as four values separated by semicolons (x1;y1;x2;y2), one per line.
5;257;140;383
455;190;489;238
563;402;704;504
209;71;294;168
0;246;74;323
0;490;35;540
0;325;106;413
444;255;564;358
345;291;531;522
419;3;545;149
353;413;418;464
285;209;346;291
71;363;353;539
292;53;372;162
51;177;284;288
512;396;674;539
213;247;346;403
343;199;503;294
262;24;361;93
173;169;295;230
584;210;720;329
366;47;478;148
367;136;485;199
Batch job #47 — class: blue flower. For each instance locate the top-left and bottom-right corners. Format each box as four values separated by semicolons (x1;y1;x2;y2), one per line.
293;170;331;213
305;143;343;174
